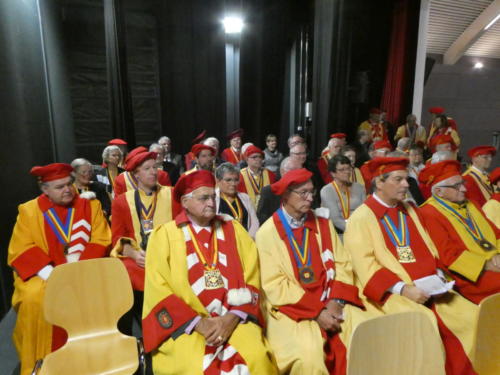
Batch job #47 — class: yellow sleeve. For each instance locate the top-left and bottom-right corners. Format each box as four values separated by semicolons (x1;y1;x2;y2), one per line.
394;126;405;141
233;221;261;290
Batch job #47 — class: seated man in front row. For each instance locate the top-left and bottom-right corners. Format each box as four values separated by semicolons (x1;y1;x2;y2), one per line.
418;160;500;304
256;169;377;375
344;157;478;375
8;163;111;375
142;170;277;374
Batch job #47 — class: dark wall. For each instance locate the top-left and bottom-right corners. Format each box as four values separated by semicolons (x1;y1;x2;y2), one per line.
423;54;500;161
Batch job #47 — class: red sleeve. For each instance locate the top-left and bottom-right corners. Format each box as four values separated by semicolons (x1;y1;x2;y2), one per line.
171;192;181;217
221;149;229;162
278;290;325;321
158;170;172;186
463;174;487;207
317;158;330;184
268;170;276;184
142;294;199;353
113;174;126;196
332;280;363;308
237;174;247;193
11;247;52;281
363;268;402;304
111;195;136;246
80;244;108;260
360;164;372;193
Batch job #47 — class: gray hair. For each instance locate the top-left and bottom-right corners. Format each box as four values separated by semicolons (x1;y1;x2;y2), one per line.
370;172;391;193
431;175;455;195
280;156;301;175
102;145;123;164
158;136;170;143
431;151;453;164
149;143;163;152
215;162;240;180
71;158;92;171
397;137;411;151
203;137;220;147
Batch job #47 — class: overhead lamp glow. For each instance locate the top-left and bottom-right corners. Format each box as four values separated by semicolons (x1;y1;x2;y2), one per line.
484;13;500;30
474;62;484;69
223;16;244;34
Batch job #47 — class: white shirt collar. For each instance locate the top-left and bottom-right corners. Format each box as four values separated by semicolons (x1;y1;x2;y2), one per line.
373;193;397;208
471;165;486;175
281;205;306;229
187;215;212;233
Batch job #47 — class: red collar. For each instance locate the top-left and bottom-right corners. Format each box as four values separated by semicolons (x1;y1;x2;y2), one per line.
174;209;225;228
37;194;77;212
364;195;408;219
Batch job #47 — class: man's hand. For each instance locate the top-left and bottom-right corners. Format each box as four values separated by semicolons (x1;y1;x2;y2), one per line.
195;314;240;346
325;300;344;322
316;309;341;333
485;255;500;272
122;244;145;268
401;285;430;304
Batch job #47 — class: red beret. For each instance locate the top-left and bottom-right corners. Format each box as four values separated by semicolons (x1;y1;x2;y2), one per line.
467;146;496;158
30;163;73;182
271;168;313;195
108;138;128;146
191;144;216;157
429;107;445;114
366;157;409;179
174;170;215;201
418;160;461;187
192;130;207;145
489;167;500;185
227;128;244;140
430;134;456;153
373;140;393;151
124;146;148;165
243;145;264;159
125;152;157;172
369;108;382;115
330;133;347;139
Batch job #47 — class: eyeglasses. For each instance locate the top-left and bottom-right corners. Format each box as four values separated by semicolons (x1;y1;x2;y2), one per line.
439;181;465;190
289;189;316;199
222;177;239;183
335;166;352;173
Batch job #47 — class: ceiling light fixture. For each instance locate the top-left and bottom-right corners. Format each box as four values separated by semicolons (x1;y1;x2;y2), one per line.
484;13;500;30
474;62;484;69
223;16;244;34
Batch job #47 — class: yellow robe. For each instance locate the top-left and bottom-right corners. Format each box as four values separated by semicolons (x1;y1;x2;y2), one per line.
483;198;500;228
256;215;379;375
351;167;365;189
239;167;273;208
8;197;111;375
142;218;277;375
344;202;478;372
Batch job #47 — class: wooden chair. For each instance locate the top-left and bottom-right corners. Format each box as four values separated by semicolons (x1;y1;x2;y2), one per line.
472;293;500;375
34;258;143;375
347;311;445;375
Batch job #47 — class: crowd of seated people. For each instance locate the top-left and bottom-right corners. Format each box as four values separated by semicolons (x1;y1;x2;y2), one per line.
7;107;499;375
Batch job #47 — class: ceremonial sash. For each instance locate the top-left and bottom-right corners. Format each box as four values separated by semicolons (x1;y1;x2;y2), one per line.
220;194;244;224
331;181;351;220
42;200;91;261
464;167;493;202
380;211;416;263
182;221;250;375
241;168;271;207
428;196;497;255
230;148;241;163
124;171;139;191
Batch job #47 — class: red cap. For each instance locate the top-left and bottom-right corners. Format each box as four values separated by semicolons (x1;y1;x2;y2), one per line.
366;157;409;179
125;152;157;172
467;146;496;158
192;130;207;145
369;108;382;115
489;167;500;185
374;140;393;151
430;134;456;153
227;128;244;141
108;138;127;146
330;133;347;139
191;144;216;157
418;160;461;187
429;107;445;114
243;145;264;159
124;146;148;165
30;163;73;182
174;170;215;201
271;168;313;195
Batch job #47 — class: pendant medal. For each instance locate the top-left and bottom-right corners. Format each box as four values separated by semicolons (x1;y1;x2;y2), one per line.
299;267;315;284
478;239;495;251
397;246;416;263
204;269;225;290
141;219;154;234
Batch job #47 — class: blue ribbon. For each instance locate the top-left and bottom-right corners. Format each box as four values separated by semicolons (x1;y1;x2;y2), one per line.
43;207;73;246
380;212;410;248
277;208;311;267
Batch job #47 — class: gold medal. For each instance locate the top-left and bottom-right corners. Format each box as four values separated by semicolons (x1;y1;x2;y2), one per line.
204;269;224;290
141;219;154;234
299;266;315;284
478;239;495;251
397;246;416;263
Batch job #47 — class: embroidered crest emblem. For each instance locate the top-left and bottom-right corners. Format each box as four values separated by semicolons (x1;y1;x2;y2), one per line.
156;308;173;329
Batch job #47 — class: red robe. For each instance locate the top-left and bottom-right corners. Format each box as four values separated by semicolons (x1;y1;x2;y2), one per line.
221;147;242;165
317;153;333;184
113;170;171;197
463;169;492;207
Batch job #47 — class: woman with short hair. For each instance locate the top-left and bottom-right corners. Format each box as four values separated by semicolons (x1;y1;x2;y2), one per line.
95;145;124;199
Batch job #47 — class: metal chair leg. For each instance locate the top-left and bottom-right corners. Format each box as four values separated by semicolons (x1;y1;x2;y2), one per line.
31;359;43;375
136;338;146;375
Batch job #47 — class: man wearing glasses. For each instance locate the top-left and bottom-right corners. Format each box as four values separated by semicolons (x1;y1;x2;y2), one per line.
462;146;497;206
256;169;372;375
142;170;277;374
419;160;500;304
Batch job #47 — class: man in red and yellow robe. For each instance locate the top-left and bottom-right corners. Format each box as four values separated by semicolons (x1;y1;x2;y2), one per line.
462;146;496;207
419;160;500;304
344;157;478;375
8;163;111;375
317;133;346;184
256;169;377;375
358;108;388;142
482;167;500;227
221;128;243;165
142;170;277;374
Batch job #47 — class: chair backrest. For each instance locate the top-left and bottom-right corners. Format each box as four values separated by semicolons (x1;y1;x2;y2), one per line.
472;293;500;375
40;258;138;375
347;311;445;375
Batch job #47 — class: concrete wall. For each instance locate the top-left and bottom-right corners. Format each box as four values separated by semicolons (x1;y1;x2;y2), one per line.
422;54;500;163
